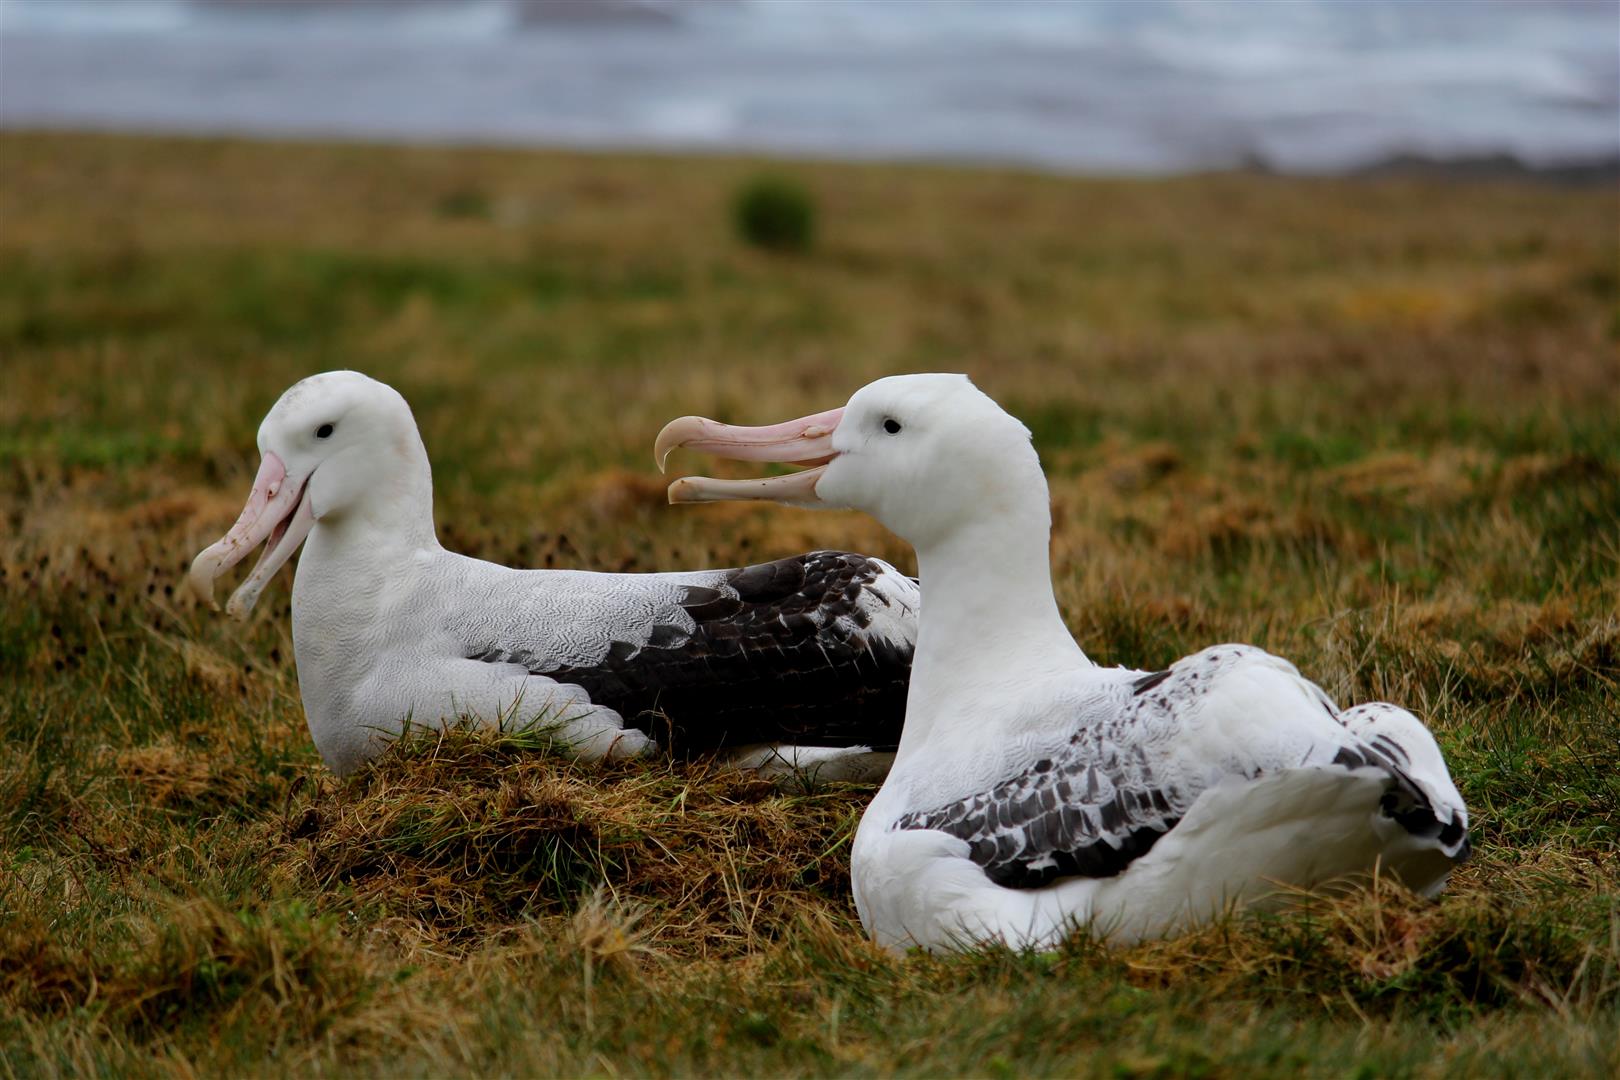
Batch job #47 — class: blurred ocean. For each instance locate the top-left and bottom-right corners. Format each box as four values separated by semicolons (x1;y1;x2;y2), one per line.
1;0;1615;175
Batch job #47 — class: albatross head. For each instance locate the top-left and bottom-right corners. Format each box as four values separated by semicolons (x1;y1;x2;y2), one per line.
188;370;427;618
656;373;1043;548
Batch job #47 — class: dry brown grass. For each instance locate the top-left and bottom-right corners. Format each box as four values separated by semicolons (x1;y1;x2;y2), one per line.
264;726;863;958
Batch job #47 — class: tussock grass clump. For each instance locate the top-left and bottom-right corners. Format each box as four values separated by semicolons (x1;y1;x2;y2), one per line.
269;726;866;956
733;174;816;253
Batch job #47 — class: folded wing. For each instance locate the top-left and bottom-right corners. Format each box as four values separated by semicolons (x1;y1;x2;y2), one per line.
458;550;918;756
893;645;1468;890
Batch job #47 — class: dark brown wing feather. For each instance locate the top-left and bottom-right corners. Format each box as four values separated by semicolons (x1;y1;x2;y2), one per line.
472;551;915;757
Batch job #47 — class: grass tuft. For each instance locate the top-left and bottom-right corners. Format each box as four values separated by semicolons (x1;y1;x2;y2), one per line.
732;174;817;253
266;725;864;956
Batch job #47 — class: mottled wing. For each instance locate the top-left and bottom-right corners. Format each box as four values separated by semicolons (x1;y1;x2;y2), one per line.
896;644;1470;890
468;551;918;756
894;669;1191;888
1335;703;1470;858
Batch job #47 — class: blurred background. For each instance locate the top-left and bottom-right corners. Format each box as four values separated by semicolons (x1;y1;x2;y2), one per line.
3;0;1617;178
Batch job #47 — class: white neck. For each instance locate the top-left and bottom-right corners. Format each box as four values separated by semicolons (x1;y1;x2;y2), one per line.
313;426;441;556
290;431;446;753
895;482;1088;760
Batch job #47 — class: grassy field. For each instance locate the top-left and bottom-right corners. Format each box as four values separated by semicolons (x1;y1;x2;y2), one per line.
1;131;1616;1077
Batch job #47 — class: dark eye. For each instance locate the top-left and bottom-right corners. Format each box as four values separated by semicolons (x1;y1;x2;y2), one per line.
315;423;334;439
883;417;902;435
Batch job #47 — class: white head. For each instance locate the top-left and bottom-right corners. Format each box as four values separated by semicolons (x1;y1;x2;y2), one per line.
188;370;432;617
654;373;1048;550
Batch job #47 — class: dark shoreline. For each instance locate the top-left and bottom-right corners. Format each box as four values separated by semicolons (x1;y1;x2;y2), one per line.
4;125;1616;189
1346;151;1620;188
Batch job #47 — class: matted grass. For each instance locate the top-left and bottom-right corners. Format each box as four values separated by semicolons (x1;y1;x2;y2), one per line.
0;131;1616;1076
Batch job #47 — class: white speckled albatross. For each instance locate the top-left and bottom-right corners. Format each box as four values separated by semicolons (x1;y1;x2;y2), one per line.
189;370;918;777
657;373;1469;952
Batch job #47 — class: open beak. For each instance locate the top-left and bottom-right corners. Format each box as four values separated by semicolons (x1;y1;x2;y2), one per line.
655;406;843;507
187;451;317;619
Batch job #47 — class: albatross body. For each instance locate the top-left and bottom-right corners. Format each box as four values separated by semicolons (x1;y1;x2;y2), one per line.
190;371;917;776
658;373;1469;952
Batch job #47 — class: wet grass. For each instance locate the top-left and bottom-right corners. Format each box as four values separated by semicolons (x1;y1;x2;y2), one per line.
0;131;1616;1076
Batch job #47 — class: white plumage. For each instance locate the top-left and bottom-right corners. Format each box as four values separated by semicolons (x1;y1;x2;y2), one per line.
659;372;1469;952
190;371;918;776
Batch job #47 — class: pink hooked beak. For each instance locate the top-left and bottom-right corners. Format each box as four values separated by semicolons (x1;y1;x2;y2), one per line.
653;406;843;506
187;451;317;618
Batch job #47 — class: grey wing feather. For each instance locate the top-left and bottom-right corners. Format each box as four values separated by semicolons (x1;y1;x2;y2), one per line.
895;645;1469;889
895;674;1195;889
